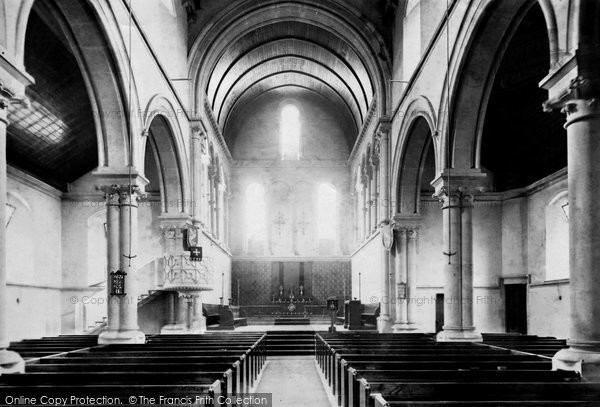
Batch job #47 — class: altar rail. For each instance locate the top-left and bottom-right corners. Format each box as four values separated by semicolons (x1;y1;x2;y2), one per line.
238;304;328;317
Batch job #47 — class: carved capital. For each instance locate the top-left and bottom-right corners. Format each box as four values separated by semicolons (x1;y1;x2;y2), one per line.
0;81;29;111
98;185;120;205
543;76;600;114
118;185;142;206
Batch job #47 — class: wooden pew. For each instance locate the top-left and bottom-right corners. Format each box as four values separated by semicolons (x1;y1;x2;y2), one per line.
362;381;600;407
1;332;267;406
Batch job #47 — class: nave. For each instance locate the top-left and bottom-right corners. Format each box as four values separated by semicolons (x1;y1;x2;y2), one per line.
1;329;600;406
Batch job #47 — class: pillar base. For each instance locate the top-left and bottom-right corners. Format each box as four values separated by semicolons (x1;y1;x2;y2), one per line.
97;329;119;345
160;324;189;334
436;328;482;342
0;350;24;374
99;329;145;344
392;322;419;333
190;316;207;335
553;346;600;381
377;315;393;333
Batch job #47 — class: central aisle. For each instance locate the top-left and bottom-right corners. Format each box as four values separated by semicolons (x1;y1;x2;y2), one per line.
254;356;333;407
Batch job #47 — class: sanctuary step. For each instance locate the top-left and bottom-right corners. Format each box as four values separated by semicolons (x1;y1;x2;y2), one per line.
274;317;310;325
266;331;315;356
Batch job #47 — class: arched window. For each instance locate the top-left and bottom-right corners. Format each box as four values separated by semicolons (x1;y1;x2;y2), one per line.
280;104;300;160
318;183;338;247
545;191;569;281
244;183;266;253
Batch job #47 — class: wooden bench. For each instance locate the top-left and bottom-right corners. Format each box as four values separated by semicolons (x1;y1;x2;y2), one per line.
314;333;594;407
1;333;268;404
363;381;600;407
360;305;380;327
219;306;248;329
203;304;221;326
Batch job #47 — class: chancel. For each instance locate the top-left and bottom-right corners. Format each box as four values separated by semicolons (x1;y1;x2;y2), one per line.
0;0;600;405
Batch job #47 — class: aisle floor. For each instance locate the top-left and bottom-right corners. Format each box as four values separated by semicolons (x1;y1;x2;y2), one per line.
254;356;333;407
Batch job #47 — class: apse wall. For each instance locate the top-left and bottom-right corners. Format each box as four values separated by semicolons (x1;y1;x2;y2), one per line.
227;88;354;161
227;88;354;258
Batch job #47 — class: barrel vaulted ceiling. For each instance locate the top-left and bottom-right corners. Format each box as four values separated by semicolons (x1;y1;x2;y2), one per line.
190;0;395;148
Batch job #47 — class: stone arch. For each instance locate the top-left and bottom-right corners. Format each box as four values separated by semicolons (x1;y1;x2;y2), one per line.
141;95;190;214
19;0;141;170
393;114;436;215
438;0;557;170
143;114;186;214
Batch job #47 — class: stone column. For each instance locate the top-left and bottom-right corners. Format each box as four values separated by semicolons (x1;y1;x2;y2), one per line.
176;294;188;328
0;87;24;373
432;172;486;342
217;181;225;241
191;127;205;227
406;228;419;327
392;228;408;329
116;186;145;343
190;294;206;334
366;169;372;235
377;223;393;333
370;165;378;231
378;125;390;225
392;223;419;332
98;186;120;344
208;166;216;236
545;80;600;378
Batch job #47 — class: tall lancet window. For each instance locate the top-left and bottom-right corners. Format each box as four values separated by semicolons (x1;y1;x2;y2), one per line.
244;183;266;253
280;104;300;160
318;183;337;254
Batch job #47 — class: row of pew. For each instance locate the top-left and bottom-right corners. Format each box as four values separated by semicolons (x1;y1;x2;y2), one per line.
0;333;267;406
315;332;600;407
482;333;568;357
7;335;100;360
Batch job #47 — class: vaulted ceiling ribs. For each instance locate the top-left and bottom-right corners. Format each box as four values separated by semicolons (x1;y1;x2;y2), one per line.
202;18;376;141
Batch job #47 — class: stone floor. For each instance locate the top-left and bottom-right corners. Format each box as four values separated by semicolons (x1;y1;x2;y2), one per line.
254;356;334;407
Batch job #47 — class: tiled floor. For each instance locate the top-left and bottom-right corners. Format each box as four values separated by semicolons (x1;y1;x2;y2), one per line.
255;356;334;407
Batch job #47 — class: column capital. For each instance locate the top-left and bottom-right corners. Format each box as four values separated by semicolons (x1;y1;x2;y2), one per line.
98;185;120;205
392;214;422;231
91;168;149;193
375;117;391;140
543;76;600;125
431;169;489;204
0;81;29;113
117;185;143;207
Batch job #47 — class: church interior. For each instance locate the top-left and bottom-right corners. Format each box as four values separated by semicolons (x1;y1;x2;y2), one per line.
1;0;600;404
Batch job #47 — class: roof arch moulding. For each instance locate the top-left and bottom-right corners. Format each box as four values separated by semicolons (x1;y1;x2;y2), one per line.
437;0;559;171
188;0;391;151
